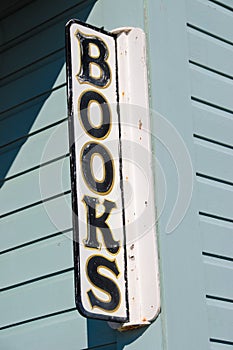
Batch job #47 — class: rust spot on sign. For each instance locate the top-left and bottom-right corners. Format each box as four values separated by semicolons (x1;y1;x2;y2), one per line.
119;324;144;332
138;119;142;130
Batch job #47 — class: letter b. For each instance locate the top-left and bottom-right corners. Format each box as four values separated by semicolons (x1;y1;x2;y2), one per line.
76;32;111;87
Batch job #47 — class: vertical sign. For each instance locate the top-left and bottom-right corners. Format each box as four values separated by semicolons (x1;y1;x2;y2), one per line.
66;20;128;322
66;20;161;329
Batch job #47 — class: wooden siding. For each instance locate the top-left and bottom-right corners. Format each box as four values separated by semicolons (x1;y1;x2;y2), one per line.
0;0;164;349
187;0;233;346
0;1;118;349
1;0;232;349
146;0;210;348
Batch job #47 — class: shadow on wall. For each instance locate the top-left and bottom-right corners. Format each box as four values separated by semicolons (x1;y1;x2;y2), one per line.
87;318;148;349
0;0;97;188
0;0;148;348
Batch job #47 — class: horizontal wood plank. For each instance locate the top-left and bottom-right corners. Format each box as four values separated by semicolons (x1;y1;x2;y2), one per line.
1;310;87;350
0;85;67;144
210;0;233;9
187;0;233;44
0;270;75;328
210;343;233;350
190;65;233;112
197;178;233;220
1;0;67;45
200;216;233;258
0;234;73;289
204;255;233;301
1;1;95;80
207;298;233;343
0;52;66;114
1;2;97;81
194;139;233;183
192;101;233;147
0;157;70;217
0;0;93;48
0;120;69;180
0;193;72;252
188;26;233;78
1;44;64;83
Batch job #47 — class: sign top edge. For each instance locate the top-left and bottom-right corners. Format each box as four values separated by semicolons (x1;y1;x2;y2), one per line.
65;19;116;38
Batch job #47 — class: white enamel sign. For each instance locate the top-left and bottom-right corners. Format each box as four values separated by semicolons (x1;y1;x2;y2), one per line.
66;20;160;328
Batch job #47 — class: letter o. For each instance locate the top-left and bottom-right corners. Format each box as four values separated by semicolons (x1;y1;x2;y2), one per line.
79;90;111;139
81;141;114;194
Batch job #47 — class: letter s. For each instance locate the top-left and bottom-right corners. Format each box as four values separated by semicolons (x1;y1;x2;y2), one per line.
86;255;121;312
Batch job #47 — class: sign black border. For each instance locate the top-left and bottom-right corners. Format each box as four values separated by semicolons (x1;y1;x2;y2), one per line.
65;19;129;323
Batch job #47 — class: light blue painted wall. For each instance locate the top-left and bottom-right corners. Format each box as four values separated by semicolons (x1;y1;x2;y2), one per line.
145;0;210;348
1;0;232;349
